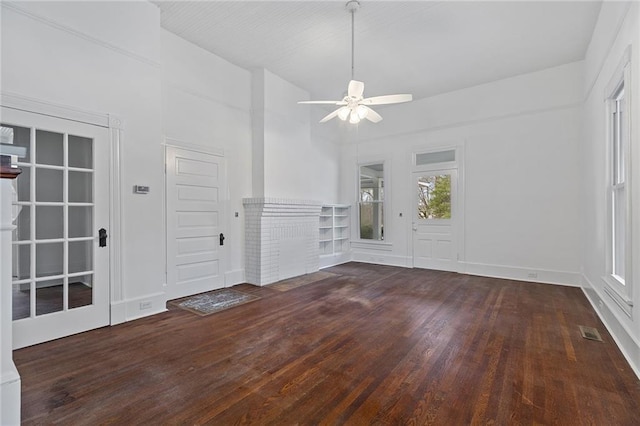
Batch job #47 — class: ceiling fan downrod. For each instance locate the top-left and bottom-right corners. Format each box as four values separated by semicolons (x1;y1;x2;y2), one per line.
346;0;360;81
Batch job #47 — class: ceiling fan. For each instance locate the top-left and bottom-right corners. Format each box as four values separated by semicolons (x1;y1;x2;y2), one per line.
299;0;412;124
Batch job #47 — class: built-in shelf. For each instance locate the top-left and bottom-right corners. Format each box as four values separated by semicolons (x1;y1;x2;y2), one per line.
319;205;350;267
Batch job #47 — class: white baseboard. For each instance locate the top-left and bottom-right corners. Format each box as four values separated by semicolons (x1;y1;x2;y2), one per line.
459;261;580;286
351;252;412;268
1;368;20;426
581;274;640;380
110;292;167;324
225;269;245;286
319;252;352;269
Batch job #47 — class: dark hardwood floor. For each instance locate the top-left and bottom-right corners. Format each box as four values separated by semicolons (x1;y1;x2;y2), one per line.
14;263;640;425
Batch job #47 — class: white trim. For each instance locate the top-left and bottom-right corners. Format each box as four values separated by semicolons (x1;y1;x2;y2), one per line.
1;1;161;69
351;240;393;251
1;92;109;128
581;274;640;380
163;137;224;157
460;261;581;287
351;253;412;268
110;292;167;323
109;119;124;323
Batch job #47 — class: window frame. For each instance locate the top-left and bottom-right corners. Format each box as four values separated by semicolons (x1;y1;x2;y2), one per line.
603;46;633;316
357;161;387;242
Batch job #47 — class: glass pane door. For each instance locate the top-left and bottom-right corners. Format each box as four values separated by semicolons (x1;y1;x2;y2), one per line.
3;106;109;349
5;124;95;320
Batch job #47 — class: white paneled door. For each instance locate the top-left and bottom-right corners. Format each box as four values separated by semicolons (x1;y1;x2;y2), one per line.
166;146;225;300
412;169;459;272
2;107;110;349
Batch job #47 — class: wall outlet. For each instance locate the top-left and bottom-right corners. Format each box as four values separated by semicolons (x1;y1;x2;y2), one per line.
139;301;152;310
527;272;538;279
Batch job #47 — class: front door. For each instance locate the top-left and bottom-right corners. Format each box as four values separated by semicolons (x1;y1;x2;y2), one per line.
166;146;225;300
412;169;458;272
2;107;110;349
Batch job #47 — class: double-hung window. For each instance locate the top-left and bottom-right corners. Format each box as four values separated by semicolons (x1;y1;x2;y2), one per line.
359;163;384;240
604;47;632;314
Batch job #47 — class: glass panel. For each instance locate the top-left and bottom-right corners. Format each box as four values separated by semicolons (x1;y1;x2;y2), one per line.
36;168;63;202
0;124;31;162
360;164;384;202
69;275;93;309
35;242;63;277
359;202;384;240
14;205;30;241
618;100;626;184
68;171;92;203
69;206;93;238
417;175;451;219
36;279;64;316
35;130;64;166
613;186;626;281
69;240;92;274
12;282;30;320
16;166;30;201
36;206;63;240
68;135;93;169
12;244;31;280
416;150;455;166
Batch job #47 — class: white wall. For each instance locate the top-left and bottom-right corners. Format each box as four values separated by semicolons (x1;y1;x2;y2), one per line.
254;69;340;203
161;29;253;284
581;1;640;377
1;1;165;319
339;61;583;285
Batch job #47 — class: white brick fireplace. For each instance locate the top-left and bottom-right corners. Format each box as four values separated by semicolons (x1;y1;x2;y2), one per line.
243;198;322;286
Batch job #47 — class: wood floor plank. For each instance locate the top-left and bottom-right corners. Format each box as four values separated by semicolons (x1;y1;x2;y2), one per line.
13;263;640;425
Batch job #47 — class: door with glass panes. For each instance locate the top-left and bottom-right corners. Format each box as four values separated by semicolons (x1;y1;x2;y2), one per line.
412;169;458;271
2;107;109;349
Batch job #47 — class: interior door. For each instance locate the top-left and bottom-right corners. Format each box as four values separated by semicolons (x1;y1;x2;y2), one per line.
412;169;458;271
166;146;225;300
2;107;110;349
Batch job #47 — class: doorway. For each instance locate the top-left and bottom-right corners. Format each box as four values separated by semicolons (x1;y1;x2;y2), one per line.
165;145;226;299
2;107;110;349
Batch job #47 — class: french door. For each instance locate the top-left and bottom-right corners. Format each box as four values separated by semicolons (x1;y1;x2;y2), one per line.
2;107;110;349
412;169;459;272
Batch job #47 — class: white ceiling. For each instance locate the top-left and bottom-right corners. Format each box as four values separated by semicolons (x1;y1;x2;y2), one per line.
154;1;601;101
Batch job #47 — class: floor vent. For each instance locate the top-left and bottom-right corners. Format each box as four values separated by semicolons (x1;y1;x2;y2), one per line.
579;325;603;342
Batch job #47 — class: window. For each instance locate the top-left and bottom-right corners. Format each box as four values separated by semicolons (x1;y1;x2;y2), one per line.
417;174;451;219
359;163;384;240
610;83;626;286
604;48;632;314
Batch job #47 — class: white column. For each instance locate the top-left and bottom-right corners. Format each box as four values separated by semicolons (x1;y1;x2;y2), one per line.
0;178;21;425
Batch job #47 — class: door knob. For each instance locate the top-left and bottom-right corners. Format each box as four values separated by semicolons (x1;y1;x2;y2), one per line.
99;228;108;247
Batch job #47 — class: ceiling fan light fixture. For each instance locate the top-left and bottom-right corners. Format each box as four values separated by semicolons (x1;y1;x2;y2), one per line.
356;105;369;119
298;0;412;124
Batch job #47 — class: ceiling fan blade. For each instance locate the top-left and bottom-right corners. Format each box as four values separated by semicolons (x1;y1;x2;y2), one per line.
360;94;413;105
298;100;343;105
361;106;382;123
319;106;349;123
348;80;365;98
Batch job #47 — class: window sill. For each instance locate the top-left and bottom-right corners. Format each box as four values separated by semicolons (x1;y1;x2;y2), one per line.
601;275;633;318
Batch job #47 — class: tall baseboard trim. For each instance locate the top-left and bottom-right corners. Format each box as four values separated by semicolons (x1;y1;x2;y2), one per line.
0;368;20;426
460;261;581;287
111;292;167;324
351;252;412;268
319;252;352;269
581;274;640;380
